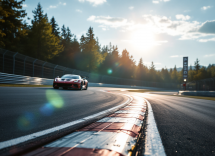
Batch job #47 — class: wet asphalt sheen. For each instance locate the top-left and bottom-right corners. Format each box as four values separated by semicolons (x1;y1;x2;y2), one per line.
0;87;127;142
139;93;215;156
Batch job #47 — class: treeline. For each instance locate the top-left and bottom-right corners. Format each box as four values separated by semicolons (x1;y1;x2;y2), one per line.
1;1;215;83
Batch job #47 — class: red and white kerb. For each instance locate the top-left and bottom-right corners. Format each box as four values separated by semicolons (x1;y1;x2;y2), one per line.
25;97;146;156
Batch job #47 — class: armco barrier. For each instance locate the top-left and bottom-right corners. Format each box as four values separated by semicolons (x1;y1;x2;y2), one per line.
0;72;165;90
0;72;53;85
24;95;146;156
179;91;215;97
0;48;180;89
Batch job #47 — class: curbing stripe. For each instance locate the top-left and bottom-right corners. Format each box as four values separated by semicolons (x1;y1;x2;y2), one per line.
108;113;144;121
0;93;132;151
144;99;166;156
97;117;142;127
25;95;147;156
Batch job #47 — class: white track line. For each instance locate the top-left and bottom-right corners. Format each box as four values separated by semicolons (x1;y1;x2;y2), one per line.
144;98;166;156
0;93;132;150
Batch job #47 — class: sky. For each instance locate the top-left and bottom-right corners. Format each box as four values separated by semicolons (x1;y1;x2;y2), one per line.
22;0;215;69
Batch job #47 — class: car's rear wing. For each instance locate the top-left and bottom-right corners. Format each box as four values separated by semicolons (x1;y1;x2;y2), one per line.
81;75;89;79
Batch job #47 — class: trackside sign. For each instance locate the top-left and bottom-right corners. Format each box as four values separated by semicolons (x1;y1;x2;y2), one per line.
183;57;188;81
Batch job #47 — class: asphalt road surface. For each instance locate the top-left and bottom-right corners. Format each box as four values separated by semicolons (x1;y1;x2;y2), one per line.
0;87;127;142
138;93;215;156
1;87;215;156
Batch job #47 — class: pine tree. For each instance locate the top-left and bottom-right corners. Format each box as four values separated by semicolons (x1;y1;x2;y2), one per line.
66;27;73;42
194;58;200;73
80;27;105;72
190;64;192;70
61;25;67;39
0;0;27;51
174;65;177;72
32;3;43;23
27;3;63;60
150;62;155;71
50;16;60;37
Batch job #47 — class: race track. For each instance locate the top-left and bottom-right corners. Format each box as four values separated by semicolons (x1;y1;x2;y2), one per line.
0;87;127;142
1;86;215;156
138;93;215;156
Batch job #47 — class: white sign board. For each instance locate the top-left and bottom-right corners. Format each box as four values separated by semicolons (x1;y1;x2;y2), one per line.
183;57;188;81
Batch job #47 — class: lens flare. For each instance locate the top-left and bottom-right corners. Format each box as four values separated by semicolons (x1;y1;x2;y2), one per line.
17;112;35;131
107;69;112;74
115;62;119;66
40;103;54;116
46;90;64;108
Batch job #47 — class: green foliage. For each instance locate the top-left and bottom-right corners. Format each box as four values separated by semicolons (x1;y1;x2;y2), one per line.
0;0;27;51
194;58;200;73
50;16;60;37
25;3;63;61
79;27;105;72
1;1;214;84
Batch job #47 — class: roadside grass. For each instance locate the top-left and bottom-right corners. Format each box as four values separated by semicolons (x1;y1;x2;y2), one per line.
0;84;52;87
128;89;215;101
173;95;215;101
127;89;161;93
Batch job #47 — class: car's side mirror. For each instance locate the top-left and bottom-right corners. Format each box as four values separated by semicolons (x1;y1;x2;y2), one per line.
56;76;59;78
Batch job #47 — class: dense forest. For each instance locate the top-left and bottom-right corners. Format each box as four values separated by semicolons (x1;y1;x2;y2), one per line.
1;0;215;83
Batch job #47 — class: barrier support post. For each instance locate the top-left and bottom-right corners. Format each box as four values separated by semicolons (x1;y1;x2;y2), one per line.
53;65;58;78
13;52;18;74
23;56;27;75
33;59;37;77
2;50;8;73
42;62;46;78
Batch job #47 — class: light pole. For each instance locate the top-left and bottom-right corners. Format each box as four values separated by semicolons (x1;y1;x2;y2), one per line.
184;79;187;91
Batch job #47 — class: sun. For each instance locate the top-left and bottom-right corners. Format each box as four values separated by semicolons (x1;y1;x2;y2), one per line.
130;29;156;50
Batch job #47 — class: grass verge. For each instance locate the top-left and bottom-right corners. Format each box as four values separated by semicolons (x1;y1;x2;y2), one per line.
0;84;52;87
127;89;161;93
128;89;215;101
173;95;215;101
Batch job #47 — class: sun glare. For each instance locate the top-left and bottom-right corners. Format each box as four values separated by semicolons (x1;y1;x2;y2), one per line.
130;29;156;50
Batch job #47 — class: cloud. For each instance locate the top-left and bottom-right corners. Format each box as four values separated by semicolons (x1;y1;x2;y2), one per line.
22;4;27;7
76;9;82;13
198;20;215;34
129;6;134;10
48;2;66;9
153;1;159;4
175;14;190;21
87;15;128;28
87;14;215;42
79;0;106;6
49;5;57;8
204;54;215;57
170;55;182;58
152;0;170;4
201;6;212;10
199;38;215;42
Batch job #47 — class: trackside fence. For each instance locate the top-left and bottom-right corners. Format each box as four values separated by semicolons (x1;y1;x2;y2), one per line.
0;48;180;89
186;77;215;91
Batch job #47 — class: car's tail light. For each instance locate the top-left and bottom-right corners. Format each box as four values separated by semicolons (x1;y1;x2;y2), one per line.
73;80;81;83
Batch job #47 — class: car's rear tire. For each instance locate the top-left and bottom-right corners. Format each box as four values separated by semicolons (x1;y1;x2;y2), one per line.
85;83;88;90
79;83;83;90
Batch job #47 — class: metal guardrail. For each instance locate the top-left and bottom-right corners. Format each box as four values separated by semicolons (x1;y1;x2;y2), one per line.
0;48;180;89
0;72;53;85
186;77;215;91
